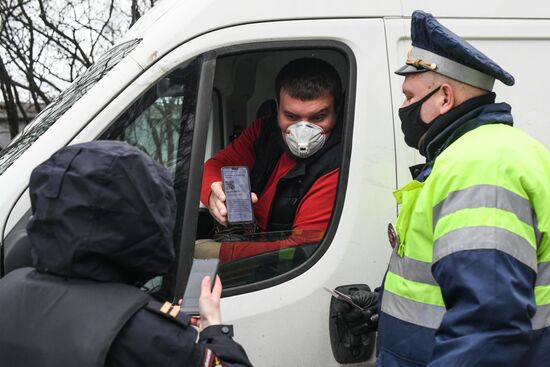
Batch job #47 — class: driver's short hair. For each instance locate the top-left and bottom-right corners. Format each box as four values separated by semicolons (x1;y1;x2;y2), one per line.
275;57;342;109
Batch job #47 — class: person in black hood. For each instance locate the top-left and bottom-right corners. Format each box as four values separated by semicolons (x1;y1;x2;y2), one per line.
0;141;252;367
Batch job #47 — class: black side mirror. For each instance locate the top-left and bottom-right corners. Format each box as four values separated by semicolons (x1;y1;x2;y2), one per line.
328;284;376;364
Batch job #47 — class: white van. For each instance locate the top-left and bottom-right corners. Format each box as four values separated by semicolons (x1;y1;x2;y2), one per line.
1;1;550;365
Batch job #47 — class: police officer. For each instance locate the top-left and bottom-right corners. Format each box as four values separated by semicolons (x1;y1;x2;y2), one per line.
371;10;550;366
0;141;252;367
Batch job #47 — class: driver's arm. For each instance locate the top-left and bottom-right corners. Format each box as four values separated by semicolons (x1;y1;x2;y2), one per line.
216;168;338;263
200;118;264;221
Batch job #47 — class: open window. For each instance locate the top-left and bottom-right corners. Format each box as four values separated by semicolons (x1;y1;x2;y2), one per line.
196;43;354;295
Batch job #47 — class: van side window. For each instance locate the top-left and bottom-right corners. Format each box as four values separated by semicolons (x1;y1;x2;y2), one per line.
99;58;205;299
101;59;199;174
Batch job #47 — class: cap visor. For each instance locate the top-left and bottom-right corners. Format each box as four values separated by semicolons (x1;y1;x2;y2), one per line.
394;64;429;76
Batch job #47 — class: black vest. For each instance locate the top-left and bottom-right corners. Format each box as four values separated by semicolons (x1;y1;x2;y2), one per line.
250;116;342;231
0;268;150;367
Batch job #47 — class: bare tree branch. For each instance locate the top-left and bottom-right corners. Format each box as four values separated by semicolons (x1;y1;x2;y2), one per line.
36;0;92;67
131;0;141;26
0;56;21;137
0;0;156;140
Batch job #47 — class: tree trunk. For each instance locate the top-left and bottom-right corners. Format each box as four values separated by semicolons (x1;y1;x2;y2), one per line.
0;57;20;139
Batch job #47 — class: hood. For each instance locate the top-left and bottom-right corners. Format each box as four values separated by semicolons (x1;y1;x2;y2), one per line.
27;140;176;284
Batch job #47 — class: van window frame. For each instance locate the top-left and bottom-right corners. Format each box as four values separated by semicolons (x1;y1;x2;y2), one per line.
95;54;217;301
195;40;357;297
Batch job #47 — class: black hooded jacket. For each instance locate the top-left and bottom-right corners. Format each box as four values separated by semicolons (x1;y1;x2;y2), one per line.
0;141;251;367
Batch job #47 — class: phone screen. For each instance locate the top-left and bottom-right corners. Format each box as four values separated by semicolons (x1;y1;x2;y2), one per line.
180;258;219;315
221;166;254;224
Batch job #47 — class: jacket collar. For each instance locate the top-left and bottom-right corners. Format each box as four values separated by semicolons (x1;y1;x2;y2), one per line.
421;95;513;162
412;97;513;181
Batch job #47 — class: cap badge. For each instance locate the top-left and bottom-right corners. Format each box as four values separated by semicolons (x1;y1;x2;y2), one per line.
406;47;437;71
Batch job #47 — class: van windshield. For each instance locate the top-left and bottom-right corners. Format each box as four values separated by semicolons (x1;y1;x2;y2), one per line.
0;39;141;176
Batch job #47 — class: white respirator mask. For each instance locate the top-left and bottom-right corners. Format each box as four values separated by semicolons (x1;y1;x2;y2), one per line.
284;121;327;158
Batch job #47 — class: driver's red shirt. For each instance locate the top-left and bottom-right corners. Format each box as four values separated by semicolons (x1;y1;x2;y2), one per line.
200;118;338;263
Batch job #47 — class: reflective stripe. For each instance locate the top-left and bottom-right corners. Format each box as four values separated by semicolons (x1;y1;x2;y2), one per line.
532;303;550;330
535;284;550;306
433;226;537;271
433;208;536;249
388;250;438;286
381;289;445;329
536;262;550;287
433;185;535;230
384;271;444;306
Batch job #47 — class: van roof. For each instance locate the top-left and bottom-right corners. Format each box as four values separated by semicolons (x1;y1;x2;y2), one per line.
122;0;550;68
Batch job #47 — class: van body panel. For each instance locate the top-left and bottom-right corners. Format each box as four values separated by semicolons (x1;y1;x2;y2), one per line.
124;0;550;72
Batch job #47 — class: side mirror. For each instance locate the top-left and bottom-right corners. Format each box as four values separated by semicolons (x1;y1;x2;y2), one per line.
328;284;376;364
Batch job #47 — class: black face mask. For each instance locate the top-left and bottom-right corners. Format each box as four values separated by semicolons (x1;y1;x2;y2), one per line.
399;86;441;148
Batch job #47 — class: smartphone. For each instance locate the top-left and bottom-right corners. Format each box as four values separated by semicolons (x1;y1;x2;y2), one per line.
180;258;220;315
221;166;254;224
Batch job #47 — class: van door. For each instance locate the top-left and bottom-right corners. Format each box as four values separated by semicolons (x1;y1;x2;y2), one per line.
172;19;392;366
2;18;396;366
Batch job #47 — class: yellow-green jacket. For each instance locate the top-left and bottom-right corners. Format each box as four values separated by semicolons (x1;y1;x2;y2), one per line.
377;120;550;366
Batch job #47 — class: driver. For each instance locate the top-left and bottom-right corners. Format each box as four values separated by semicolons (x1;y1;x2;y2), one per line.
196;57;342;263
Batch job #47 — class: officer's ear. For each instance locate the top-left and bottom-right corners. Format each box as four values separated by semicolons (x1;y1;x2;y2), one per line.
439;83;455;115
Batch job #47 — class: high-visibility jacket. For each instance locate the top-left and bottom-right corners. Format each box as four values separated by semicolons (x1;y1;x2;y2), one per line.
377;123;550;366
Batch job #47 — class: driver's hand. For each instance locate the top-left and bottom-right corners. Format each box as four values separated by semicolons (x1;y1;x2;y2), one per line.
194;239;222;259
198;275;223;331
208;181;258;226
208;182;228;226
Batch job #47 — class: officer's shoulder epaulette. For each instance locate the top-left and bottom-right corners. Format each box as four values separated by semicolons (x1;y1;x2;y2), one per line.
144;300;191;327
